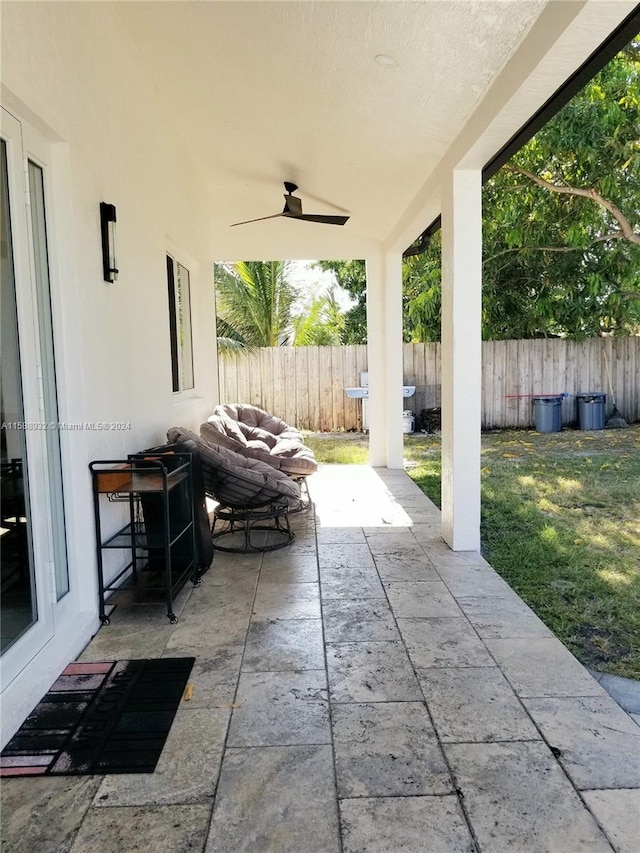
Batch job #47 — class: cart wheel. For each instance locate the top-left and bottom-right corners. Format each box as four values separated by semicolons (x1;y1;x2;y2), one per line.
100;616;110;626
168;613;178;624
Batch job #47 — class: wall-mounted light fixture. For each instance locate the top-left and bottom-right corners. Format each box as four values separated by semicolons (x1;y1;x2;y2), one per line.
100;202;118;283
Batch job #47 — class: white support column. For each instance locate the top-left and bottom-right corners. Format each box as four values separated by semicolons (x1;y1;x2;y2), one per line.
366;251;405;469
365;253;386;467
441;169;482;551
384;252;404;469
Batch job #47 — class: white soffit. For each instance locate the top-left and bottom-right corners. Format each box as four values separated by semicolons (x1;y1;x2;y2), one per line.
112;1;635;258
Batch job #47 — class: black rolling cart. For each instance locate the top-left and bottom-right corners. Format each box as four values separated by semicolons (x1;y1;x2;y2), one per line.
89;452;200;624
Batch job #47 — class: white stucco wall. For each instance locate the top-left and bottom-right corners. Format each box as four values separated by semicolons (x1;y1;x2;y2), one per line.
1;2;218;743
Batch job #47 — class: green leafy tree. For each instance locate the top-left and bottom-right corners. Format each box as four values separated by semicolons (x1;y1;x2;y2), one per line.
214;261;297;349
314;260;368;343
292;288;345;345
403;243;442;342
314;252;442;344
481;36;640;338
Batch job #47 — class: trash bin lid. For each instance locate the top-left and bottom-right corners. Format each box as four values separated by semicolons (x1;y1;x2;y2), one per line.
577;392;606;401
532;396;563;404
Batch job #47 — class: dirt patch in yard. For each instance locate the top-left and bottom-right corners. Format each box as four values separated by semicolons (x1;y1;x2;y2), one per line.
579;625;633;672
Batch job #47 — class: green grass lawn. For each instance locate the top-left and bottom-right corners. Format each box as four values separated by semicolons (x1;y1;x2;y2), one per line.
306;426;640;679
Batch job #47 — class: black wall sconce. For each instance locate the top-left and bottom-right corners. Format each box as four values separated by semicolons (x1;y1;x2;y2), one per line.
100;202;118;283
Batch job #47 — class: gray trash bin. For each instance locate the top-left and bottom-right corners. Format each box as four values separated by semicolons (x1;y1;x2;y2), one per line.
577;392;606;430
532;396;563;433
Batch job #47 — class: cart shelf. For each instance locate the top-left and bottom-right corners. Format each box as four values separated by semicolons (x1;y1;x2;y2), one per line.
89;454;199;624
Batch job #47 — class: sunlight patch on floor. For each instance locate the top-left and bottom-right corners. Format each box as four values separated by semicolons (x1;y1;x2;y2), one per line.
312;465;431;529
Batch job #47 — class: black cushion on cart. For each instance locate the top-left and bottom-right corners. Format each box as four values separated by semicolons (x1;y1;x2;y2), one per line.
171;439;214;572
138;441;213;574
132;450;192;574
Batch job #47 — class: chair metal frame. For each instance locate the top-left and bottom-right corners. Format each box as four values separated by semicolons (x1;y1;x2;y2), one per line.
200;454;301;553
210;502;295;553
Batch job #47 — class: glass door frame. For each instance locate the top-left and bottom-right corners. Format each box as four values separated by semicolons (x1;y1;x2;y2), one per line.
1;107;56;687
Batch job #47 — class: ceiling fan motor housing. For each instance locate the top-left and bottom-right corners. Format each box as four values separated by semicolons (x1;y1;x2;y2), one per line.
283;193;303;216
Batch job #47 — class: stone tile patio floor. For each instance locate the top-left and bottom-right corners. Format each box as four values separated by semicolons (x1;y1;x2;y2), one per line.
2;465;640;852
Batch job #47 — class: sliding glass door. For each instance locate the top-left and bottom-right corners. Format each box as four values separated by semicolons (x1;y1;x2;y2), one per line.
1;107;67;684
0;135;39;653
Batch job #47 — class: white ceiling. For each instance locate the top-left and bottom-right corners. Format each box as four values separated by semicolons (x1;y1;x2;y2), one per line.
113;1;636;259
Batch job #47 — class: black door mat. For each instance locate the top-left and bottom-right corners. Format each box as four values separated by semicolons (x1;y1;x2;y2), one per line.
1;657;194;777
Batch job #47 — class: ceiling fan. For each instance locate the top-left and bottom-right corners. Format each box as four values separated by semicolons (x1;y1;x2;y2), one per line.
230;182;349;227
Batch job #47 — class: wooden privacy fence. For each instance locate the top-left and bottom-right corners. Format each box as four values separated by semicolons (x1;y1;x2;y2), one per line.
218;337;640;432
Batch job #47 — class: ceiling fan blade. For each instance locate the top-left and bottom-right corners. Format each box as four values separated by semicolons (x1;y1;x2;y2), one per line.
231;182;350;227
292;214;350;226
230;213;283;227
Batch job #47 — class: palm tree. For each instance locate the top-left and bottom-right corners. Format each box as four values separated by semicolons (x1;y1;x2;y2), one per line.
292;287;345;345
214;261;297;350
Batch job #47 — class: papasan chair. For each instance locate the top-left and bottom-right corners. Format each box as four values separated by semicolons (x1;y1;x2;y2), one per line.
201;414;317;479
167;426;302;553
208;403;317;475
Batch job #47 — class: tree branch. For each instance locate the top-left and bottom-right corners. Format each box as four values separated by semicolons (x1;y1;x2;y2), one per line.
621;44;640;65
508;164;640;246
483;234;626;265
